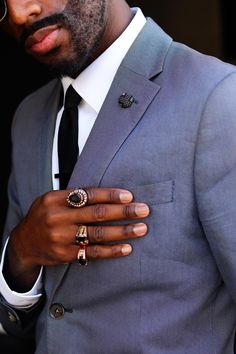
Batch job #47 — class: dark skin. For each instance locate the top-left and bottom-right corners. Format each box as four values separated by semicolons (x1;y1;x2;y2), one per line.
2;0;150;293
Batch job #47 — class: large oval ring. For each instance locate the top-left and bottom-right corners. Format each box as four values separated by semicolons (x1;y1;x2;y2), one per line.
75;225;89;246
66;188;88;208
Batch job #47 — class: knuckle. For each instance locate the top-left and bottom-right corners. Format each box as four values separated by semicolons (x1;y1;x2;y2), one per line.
86;188;95;202
40;191;54;208
93;226;104;243
124;224;134;236
92;204;106;221
109;189;119;203
89;245;100;259
111;245;122;257
54;247;68;263
49;230;61;244
44;212;58;228
123;204;136;218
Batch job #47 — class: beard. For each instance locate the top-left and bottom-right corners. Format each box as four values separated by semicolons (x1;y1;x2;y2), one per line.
21;0;106;78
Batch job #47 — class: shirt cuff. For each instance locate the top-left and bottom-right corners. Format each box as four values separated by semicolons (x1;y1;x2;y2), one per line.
0;238;43;308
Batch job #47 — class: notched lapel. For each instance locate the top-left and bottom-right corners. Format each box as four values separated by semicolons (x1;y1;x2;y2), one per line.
68;66;160;189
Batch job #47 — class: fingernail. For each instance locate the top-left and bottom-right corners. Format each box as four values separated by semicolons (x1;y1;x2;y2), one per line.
119;191;133;203
121;244;132;255
133;223;148;236
135;204;150;217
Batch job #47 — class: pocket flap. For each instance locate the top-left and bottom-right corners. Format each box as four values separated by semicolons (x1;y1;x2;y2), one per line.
130;180;175;205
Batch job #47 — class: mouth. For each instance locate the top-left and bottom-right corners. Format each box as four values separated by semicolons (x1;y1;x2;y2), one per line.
25;25;61;56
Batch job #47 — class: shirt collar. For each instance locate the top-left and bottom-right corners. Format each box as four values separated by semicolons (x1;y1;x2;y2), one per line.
61;8;146;113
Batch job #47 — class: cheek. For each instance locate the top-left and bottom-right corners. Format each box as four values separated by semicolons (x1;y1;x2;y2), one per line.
46;1;68;14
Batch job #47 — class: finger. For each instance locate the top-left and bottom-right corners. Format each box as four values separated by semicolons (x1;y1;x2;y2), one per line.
65;187;134;207
85;223;148;244
50;243;133;265
86;187;133;205
69;202;150;223
37;188;133;211
86;243;133;260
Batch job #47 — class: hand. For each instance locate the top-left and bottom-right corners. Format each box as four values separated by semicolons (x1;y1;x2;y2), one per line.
4;188;149;291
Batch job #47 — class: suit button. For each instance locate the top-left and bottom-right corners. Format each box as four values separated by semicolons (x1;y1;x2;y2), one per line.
7;311;17;323
49;303;65;319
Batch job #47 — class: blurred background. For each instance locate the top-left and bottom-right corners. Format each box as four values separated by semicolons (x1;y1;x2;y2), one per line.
0;0;235;352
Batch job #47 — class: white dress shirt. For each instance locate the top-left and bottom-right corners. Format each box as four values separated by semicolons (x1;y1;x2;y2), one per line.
0;8;146;308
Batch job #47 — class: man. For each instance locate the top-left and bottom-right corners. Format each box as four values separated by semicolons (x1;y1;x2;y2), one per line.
0;0;236;353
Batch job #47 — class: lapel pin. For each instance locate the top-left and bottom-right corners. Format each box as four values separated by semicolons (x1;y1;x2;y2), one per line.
118;93;136;108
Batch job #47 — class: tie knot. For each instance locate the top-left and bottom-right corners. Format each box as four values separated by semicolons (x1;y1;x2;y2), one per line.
64;85;81;109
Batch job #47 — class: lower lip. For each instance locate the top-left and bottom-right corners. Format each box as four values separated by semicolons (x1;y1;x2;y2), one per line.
28;28;60;55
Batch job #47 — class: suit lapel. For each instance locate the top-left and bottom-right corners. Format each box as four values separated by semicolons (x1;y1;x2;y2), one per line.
68;66;160;189
49;19;173;297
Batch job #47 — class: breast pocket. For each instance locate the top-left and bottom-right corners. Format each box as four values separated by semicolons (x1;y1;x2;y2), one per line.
130;180;175;206
126;180;176;257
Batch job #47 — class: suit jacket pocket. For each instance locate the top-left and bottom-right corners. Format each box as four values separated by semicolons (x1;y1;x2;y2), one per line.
129;180;175;206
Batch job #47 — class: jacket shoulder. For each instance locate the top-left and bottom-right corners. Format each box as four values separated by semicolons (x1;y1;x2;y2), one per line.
11;78;61;133
16;78;60;111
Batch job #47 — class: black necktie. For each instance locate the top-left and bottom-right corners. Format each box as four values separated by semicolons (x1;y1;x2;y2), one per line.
57;85;82;189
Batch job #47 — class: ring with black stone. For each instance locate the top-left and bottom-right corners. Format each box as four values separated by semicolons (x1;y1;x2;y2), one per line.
66;188;88;208
75;225;89;246
77;246;88;266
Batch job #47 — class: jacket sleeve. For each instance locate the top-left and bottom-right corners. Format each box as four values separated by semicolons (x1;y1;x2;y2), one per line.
195;72;236;303
0;172;45;338
0;293;45;339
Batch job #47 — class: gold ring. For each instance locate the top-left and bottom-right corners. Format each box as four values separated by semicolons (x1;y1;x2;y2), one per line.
75;225;89;245
66;188;88;208
77;246;88;266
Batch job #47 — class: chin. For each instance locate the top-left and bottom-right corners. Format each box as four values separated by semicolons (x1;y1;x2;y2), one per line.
45;58;81;78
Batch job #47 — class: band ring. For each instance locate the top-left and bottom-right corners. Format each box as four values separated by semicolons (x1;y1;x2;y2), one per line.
66;188;88;208
77;246;88;266
75;225;89;246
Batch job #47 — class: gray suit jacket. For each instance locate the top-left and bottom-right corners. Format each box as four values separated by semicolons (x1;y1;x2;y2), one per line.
1;18;236;353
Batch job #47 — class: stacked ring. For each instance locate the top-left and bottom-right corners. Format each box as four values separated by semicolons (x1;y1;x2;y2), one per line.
75;225;89;266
